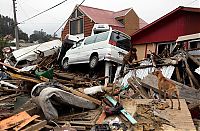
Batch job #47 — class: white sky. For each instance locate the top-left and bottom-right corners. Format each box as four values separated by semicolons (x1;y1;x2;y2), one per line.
0;0;199;37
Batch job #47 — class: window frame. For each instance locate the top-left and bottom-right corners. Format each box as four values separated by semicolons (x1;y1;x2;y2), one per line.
69;9;84;35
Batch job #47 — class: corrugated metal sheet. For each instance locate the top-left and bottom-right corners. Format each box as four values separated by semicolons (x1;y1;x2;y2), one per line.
119;60;175;87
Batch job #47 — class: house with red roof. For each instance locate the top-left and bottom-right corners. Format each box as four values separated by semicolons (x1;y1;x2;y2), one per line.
131;6;200;60
61;5;147;40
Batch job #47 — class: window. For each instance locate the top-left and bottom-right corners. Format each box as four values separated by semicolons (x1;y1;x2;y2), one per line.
84;36;96;45
189;41;200;49
69;9;83;35
70;19;83;35
110;31;131;51
95;32;109;43
157;43;171;57
118;19;124;25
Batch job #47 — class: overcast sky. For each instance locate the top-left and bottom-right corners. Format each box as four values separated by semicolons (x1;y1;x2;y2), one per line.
0;0;199;37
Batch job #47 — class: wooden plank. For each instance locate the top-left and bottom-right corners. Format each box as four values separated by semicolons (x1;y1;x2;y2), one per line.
0;111;31;130
134;99;196;131
6;71;42;83
128;77;149;99
96;111;106;124
71;126;86;130
14;115;40;131
186;51;200;66
0;93;21;101
184;58;200;89
0;61;19;71
175;67;182;83
60;85;101;105
68;121;94;126
22;120;47;131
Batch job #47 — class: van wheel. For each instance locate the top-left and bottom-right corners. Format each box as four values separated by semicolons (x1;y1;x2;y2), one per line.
89;55;98;69
62;58;69;70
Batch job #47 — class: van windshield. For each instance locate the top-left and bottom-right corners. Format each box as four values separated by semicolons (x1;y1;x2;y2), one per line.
110;31;131;51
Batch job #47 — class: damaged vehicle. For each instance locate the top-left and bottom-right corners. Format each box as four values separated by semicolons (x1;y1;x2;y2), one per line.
61;29;131;70
4;40;62;67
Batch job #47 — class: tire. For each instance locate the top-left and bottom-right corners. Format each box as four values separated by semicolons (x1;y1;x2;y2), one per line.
62;58;69;70
89;55;98;69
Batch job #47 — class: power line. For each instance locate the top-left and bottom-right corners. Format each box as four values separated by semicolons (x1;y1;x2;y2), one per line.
18;0;68;24
53;0;86;36
185;0;199;6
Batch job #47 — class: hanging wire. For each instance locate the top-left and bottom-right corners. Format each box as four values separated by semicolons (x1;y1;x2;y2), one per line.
18;0;68;24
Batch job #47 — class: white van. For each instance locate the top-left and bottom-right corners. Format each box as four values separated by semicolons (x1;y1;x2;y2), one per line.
61;29;131;70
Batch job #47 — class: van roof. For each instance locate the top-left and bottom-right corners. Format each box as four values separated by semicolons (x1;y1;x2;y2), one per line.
176;33;200;42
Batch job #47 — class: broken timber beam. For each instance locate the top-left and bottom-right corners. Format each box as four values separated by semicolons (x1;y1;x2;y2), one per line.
186;51;200;66
60;85;101;105
6;71;42;83
0;61;19;71
183;58;200;89
0;93;21;101
23;120;47;131
127;77;150;99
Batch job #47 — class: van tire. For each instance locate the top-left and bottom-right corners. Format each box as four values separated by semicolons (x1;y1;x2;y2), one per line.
62;58;69;70
89;55;98;69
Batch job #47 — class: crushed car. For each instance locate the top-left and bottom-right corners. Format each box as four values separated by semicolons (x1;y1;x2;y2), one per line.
4;40;62;67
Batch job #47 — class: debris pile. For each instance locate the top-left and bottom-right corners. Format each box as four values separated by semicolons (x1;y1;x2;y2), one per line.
0;45;199;130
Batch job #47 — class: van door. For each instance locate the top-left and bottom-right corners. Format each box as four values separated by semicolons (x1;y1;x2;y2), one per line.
78;35;97;63
67;40;83;64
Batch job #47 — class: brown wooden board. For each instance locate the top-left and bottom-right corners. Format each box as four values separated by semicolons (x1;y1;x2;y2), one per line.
134;99;196;131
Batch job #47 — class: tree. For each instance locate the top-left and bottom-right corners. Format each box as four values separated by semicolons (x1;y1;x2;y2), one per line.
0;14;28;41
29;30;52;43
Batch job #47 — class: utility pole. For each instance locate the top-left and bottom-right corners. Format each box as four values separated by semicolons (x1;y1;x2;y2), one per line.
12;0;19;49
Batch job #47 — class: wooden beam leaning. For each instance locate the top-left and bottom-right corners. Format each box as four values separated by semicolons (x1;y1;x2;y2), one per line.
183;58;200;89
186;51;200;66
127;77;150;99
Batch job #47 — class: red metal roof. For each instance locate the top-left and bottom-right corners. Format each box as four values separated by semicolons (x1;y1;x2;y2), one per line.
78;5;147;28
131;6;200;44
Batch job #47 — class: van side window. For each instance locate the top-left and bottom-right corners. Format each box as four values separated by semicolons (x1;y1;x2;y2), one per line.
95;32;109;43
84;36;96;45
110;31;131;51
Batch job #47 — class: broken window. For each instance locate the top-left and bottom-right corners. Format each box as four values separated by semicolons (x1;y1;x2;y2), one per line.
118;19;124;25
